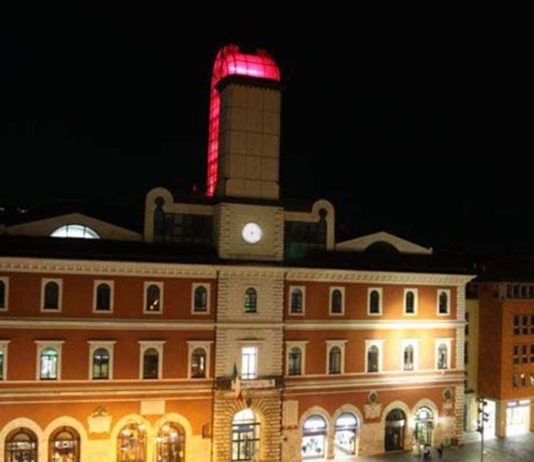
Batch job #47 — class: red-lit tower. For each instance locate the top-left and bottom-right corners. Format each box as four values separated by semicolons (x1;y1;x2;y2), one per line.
206;45;281;198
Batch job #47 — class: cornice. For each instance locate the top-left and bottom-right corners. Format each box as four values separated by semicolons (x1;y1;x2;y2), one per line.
285;320;465;330
286;269;474;286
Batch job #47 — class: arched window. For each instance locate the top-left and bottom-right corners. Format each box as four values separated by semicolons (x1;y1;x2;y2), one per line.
92;348;110;379
44;281;60;310
117;423;146;462
369;290;381;314
367;345;379;373
290;288;303;314
0;279;5;309
232;409;260;462
330;289;343;314
156;423;185;462
244;288;257;313
288;347;302;376
96;283;111;311
437;344;448;370
143;348;159;379
51;224;100;239
334;413;359;456
438;291;449;314
0;347;5;380
194;286;208;313
49;426;80;462
146;284;161;312
5;428;38;462
414;407;434;446
385;409;406;451
403;345;414;371
191;348;207;378
302;415;327;459
329;346;342;374
405;291;415;314
40;347;59;380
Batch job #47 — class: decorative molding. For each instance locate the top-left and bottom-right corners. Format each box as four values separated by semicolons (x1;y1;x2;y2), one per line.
284;320;465;330
88;406;112;434
336;231;432;255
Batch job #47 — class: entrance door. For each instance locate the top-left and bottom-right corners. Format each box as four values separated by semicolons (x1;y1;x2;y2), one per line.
385;409;406;451
506;405;530;436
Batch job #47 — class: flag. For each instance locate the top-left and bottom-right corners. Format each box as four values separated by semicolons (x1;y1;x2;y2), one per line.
231;362;243;402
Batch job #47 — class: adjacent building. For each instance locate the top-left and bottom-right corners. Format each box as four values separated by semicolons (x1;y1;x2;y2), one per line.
0;45;473;462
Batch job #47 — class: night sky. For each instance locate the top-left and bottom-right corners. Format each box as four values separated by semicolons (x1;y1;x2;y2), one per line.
1;9;530;256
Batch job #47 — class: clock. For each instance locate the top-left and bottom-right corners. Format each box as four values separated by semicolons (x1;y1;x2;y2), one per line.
241;222;263;244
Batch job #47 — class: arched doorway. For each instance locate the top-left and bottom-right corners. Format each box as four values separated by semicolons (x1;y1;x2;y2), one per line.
385;409;406;452
5;428;38;462
414;407;434;446
156;422;185;462
301;414;327;459
231;409;260;462
334;412;359;457
49;426;81;462
117;423;147;462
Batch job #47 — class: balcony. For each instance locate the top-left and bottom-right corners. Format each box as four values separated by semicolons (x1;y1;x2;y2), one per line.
215;375;283;391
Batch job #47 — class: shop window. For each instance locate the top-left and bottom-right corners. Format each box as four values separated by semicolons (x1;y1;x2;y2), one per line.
49;427;80;462
156;423;185;462
5;428;38;462
117;423;146;462
302;415;327;459
334;413;358;456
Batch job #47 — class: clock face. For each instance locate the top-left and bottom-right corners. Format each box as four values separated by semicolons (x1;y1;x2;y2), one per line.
241;222;263;244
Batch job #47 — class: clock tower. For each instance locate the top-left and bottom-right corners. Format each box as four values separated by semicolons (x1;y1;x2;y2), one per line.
208;45;285;262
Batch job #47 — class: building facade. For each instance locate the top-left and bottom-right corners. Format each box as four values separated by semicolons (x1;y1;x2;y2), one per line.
476;260;534;439
0;45;472;462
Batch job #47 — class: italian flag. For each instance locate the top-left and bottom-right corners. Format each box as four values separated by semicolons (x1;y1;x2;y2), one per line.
231;362;243;402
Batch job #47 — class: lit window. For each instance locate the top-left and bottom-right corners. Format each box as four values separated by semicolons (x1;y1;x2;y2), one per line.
334;413;359;456
51;224;100;239
241;347;257;380
40;347;59;380
6;429;38;462
0;344;6;380
92;348;110;380
290;287;304;314
49;427;80;462
156;423;185;462
42;279;62;311
144;282;163;313
330;288;344;315
117;423;146;462
368;289;382;315
403;345;414;371
437;343;449;370
244;288;257;313
231;409;260;462
302;415;327;459
94;282;113;312
191;348;207;378
288;347;302;376
193;285;209;313
438;290;450;315
404;289;417;315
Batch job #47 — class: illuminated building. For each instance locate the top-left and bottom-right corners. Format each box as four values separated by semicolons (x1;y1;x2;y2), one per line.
0;45;473;461
475;259;534;438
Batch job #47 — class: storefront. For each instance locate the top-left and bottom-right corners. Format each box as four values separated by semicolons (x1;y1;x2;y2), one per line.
414;407;434;446
334;413;359;457
506;400;531;436
385;409;406;452
302;415;328;459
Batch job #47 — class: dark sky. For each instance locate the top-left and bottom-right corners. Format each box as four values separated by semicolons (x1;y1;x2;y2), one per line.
1;9;531;255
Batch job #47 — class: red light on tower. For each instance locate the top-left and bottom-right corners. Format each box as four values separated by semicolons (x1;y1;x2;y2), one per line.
206;45;281;197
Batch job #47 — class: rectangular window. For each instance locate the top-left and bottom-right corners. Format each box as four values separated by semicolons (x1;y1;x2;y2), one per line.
0;277;8;311
522;345;528;364
514;345;520;365
88;341;115;380
404;289;418;315
144;282;164;314
437;289;451;315
329;287;345;315
35;341;64;380
288;286;305;315
523;316;529;335
515;315;521;334
367;288;383;315
93;280;114;313
41;278;63;312
0;342;8;380
241;347;257;380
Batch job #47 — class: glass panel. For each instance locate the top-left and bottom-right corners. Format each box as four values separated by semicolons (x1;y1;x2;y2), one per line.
291;289;303;313
367;346;379;373
93;348;110;379
191;348;206;378
194;286;208;312
117;424;146;462
439;292;448;313
302;415;327;459
51;224;100;239
241;347;257;380
40;348;58;379
50;427;80;462
146;285;161;312
405;291;415;313
370;290;380;313
44;282;60;309
6;428;38;462
143;348;159;379
231;409;260;462
437;344;448;370
288;347;302;376
329;347;341;374
156;423;185;462
96;284;111;311
331;289;342;314
403;345;414;371
244;288;257;313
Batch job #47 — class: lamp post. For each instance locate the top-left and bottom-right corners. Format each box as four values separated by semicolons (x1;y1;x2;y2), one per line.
476;397;489;462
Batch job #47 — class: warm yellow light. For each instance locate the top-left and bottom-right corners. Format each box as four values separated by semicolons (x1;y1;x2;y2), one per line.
162;425;170;433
